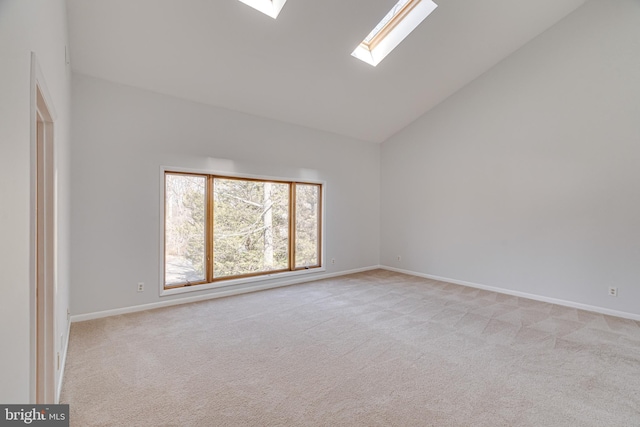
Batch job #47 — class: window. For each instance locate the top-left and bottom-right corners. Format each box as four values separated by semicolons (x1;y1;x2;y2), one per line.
362;0;414;48
237;0;288;19
213;178;290;279
352;0;438;67
165;174;207;287
164;172;322;289
295;184;320;269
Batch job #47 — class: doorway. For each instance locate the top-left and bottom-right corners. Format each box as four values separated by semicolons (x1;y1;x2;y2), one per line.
31;54;57;404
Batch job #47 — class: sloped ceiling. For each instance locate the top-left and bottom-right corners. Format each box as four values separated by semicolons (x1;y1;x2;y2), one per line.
67;0;587;142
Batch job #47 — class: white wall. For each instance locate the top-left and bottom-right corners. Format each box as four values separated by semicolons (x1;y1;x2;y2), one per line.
70;74;380;315
0;0;71;403
381;0;640;317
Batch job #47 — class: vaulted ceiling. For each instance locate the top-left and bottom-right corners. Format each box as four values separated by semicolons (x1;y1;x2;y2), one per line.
66;0;587;142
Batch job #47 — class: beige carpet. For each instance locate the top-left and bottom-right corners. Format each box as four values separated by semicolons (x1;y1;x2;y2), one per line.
61;270;640;426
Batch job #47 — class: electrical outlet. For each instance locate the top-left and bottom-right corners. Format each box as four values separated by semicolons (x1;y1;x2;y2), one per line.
137;282;145;292
331;258;335;265
67;308;70;321
608;287;618;297
397;255;401;262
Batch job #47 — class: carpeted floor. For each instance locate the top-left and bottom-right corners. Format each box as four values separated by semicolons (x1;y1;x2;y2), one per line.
61;270;640;426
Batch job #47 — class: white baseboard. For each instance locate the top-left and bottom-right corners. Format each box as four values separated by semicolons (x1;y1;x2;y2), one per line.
56;318;71;403
70;266;380;323
380;265;640;322
71;264;640;323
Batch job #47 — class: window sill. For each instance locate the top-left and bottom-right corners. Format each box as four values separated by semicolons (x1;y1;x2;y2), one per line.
160;267;326;297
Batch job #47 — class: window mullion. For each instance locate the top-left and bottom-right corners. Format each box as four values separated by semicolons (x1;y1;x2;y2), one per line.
207;175;214;283
289;183;296;271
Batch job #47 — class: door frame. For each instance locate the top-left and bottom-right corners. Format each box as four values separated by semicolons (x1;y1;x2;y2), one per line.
30;53;57;404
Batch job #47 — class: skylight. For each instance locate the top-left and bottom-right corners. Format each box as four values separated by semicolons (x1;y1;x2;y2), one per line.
363;0;413;45
237;0;288;19
352;0;438;67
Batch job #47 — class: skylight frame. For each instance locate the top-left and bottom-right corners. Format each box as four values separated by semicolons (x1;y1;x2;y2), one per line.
237;0;288;19
362;0;415;50
352;0;438;67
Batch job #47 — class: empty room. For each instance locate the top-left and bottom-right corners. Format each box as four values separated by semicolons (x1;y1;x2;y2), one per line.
1;0;639;425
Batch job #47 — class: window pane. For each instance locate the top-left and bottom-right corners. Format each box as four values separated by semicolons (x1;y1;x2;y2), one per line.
214;178;289;278
295;184;320;268
165;174;207;286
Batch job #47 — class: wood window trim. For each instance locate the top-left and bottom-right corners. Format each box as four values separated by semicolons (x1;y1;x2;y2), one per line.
361;0;422;52
163;171;323;290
